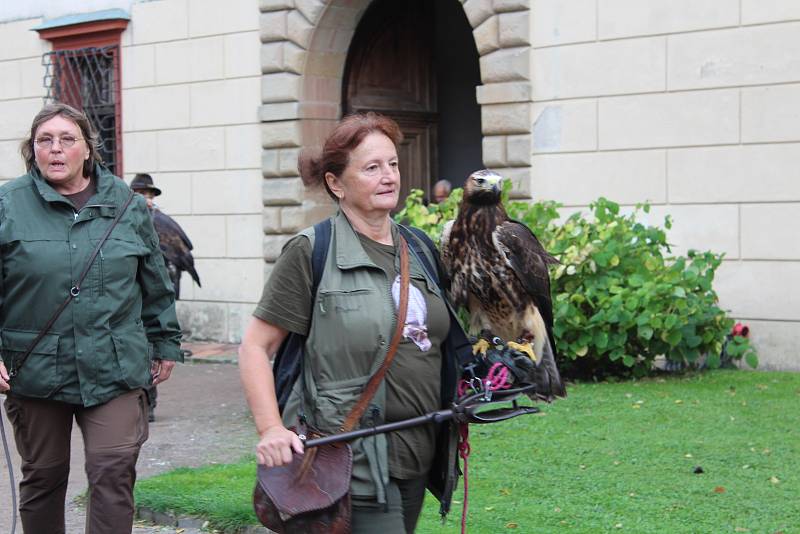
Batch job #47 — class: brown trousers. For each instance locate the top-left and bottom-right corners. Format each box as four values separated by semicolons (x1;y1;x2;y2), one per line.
4;389;149;534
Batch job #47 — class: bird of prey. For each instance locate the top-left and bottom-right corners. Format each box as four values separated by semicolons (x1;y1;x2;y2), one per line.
440;169;566;401
152;209;201;299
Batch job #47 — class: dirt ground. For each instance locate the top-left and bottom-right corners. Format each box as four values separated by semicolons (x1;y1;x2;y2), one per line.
0;355;255;533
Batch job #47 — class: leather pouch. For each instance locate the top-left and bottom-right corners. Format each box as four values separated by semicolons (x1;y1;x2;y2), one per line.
253;438;353;534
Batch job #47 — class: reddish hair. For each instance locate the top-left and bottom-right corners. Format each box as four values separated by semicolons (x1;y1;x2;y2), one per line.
298;112;403;200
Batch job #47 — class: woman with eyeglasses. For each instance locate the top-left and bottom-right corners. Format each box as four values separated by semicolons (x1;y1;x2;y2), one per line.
0;103;182;533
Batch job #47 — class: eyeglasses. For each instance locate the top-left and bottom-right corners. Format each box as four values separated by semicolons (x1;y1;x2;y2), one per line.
34;135;84;149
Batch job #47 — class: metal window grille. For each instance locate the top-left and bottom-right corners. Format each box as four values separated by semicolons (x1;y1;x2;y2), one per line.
42;45;120;175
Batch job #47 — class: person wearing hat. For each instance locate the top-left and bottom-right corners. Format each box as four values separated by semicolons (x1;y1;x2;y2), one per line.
130;173;201;422
131;173;161;210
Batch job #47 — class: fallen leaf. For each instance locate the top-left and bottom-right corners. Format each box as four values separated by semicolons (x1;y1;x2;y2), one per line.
674;399;683;404
554;507;561;513
770;476;780;484
506;522;518;529
632;404;641;409
763;448;772;455
499;488;511;496
579;464;587;470
714;486;726;494
484;506;495;511
628;492;636;497
742;464;750;470
614;523;623;529
685;453;693;458
735;528;750;532
613;460;621;466
635;400;644;404
625;393;632;398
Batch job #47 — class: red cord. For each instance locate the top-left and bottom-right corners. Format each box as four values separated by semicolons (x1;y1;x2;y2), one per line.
458;423;470;534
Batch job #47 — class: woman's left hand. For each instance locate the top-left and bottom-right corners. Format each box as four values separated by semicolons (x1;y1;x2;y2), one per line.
0;362;9;392
151;359;176;385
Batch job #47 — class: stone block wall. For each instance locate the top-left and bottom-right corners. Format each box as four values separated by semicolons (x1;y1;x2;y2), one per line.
529;0;800;369
123;0;263;342
0;1;264;343
0;18;48;183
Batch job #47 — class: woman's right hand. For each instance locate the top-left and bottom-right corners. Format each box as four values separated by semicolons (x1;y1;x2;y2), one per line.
256;425;304;467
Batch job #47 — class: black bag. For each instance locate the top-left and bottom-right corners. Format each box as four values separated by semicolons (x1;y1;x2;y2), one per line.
273;219;331;412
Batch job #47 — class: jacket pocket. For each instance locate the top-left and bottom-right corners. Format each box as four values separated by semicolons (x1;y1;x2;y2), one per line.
313;376;369;433
2;328;60;398
96;237;149;295
314;288;382;381
109;319;150;389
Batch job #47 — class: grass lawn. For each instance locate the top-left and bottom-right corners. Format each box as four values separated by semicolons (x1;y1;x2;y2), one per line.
135;370;800;533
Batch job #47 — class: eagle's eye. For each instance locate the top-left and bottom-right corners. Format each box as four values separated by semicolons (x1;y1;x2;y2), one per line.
475;177;485;185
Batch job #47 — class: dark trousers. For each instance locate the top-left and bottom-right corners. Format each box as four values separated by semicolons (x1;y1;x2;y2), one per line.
4;389;149;534
352;477;428;534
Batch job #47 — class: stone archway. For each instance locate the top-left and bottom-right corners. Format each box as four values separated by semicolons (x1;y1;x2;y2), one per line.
258;0;533;266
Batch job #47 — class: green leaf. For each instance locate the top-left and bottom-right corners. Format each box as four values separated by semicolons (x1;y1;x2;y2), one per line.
745;352;759;369
594;331;609;349
622;355;635;367
705;353;721;369
638;325;654;340
667;330;682;347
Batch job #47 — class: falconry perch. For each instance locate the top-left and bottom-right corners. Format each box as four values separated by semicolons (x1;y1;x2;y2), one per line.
441;170;566;401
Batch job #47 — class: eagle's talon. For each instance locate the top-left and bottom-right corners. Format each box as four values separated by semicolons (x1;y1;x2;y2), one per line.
508;341;537;362
472;338;491;356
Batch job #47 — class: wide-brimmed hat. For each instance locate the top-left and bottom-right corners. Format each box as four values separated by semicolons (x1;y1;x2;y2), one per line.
130;173;162;196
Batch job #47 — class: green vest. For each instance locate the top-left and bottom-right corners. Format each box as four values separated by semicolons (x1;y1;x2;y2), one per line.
281;211;450;502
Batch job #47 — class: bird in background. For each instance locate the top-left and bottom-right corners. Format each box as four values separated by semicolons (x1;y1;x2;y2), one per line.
440;169;566;401
152;208;201;300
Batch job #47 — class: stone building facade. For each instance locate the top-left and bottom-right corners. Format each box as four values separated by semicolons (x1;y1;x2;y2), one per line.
0;0;797;369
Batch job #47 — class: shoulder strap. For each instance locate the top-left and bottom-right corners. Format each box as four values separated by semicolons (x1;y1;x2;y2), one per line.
398;225;444;288
274;218;332;414
310;218;331;298
10;190;136;378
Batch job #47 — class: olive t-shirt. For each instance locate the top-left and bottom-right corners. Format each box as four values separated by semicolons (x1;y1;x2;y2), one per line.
254;227;450;479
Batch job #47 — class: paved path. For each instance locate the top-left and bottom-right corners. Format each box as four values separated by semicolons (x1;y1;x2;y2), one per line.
0;346;255;533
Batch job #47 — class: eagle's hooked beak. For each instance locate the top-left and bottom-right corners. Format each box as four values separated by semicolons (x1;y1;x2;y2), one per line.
487;175;502;194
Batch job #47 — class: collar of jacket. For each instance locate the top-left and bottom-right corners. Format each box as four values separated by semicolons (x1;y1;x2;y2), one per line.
30;163;120;208
333;208;399;271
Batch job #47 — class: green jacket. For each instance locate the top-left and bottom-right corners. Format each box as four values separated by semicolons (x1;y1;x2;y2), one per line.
282;211;463;513
0;164;182;407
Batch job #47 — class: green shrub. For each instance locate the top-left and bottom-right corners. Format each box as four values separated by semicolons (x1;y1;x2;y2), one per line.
396;189;757;378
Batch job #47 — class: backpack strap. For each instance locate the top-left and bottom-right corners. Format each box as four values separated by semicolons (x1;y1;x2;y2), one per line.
310;218;331;297
398;225;446;289
274;218;332;414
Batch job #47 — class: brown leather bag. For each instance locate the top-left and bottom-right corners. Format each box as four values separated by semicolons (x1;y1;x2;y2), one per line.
253;236;410;533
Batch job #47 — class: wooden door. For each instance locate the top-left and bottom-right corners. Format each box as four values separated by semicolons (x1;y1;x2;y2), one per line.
343;0;436;205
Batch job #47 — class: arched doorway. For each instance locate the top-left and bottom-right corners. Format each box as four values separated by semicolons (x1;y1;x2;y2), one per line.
342;0;482;202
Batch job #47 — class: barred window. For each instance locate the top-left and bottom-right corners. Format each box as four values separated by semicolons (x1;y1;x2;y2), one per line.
43;45;121;176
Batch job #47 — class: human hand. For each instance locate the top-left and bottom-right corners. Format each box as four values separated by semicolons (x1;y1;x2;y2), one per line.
0;362;9;393
256;425;304;467
151;359;176;385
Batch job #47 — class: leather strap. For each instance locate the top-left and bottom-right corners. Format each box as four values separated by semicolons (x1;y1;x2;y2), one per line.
9;190;137;378
340;234;410;433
